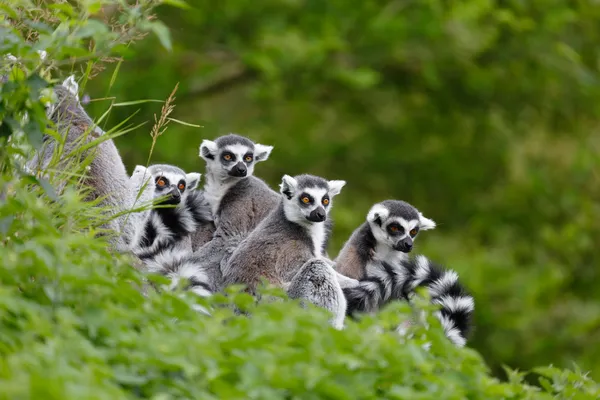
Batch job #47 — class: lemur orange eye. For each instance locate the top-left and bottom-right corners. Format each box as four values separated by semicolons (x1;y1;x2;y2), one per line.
410;229;417;236
157;178;166;187
322;198;329;206
389;225;399;232
301;196;310;204
223;154;232;161
245;155;253;162
178;183;185;191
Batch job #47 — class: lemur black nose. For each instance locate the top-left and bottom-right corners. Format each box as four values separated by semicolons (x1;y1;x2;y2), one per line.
235;162;247;176
307;207;326;222
404;242;413;252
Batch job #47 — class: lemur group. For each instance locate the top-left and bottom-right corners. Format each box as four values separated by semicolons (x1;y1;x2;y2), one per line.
28;77;474;347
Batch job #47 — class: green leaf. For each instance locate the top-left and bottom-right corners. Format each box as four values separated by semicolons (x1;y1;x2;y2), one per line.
162;0;191;9
0;216;14;235
74;19;109;39
27;73;48;99
112;99;164;107
37;176;58;201
166;117;203;128
23;120;44;150
148;21;172;52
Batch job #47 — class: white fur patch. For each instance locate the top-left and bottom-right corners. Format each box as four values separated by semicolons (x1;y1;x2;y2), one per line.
410;255;431;289
327;180;346;196
203;178;236;216
428;270;459;298
280;175;297;196
434;295;475;314
418;212;436;230
307;222;327;257
254;143;273;162
366;261;394;300
199;139;218;159
335;271;359;289
435;311;466;347
367;204;389;224
62;75;79;99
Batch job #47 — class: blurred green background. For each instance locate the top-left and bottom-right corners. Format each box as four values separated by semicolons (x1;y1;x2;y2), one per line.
84;0;600;381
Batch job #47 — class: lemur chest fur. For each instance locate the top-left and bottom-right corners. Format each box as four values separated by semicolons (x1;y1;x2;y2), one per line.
306;222;326;257
374;243;409;266
203;174;236;217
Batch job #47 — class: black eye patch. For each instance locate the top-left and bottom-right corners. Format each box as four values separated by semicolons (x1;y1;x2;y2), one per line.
386;223;404;236
298;192;314;206
243;153;254;163
155;176;169;188
221;152;235;162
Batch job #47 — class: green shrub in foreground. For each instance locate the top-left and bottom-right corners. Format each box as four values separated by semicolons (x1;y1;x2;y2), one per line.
0;175;598;400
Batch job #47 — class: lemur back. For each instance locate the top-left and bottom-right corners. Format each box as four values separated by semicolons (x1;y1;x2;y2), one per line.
336;200;474;347
25;77;133;250
221;174;349;328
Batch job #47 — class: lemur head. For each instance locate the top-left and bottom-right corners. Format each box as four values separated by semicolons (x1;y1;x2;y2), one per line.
366;200;436;253
199;134;273;180
131;164;201;206
280;174;346;225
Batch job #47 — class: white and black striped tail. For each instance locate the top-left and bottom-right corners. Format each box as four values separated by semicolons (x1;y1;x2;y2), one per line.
401;255;473;347
144;250;214;299
343;255;474;347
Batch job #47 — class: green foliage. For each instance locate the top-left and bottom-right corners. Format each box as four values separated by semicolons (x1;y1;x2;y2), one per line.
84;0;600;380
1;0;599;397
1;172;599;398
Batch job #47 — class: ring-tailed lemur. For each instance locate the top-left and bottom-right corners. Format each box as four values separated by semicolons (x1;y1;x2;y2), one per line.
221;174;350;329
127;164;215;298
25;76;135;251
336;200;474;347
192;134;280;290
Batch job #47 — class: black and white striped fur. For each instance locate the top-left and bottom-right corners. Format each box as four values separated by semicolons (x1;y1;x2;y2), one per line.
336;200;474;347
128;164;215;298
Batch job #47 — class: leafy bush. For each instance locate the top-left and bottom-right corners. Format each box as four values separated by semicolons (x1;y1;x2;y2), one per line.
1;1;599;399
85;0;600;380
1;175;599;399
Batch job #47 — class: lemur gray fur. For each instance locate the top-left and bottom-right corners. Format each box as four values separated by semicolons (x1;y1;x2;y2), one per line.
25;76;135;251
127;164;215;298
191;134;281;290
336;200;474;347
221;174;350;329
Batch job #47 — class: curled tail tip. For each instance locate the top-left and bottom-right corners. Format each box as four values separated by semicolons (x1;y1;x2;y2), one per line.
434;293;474;347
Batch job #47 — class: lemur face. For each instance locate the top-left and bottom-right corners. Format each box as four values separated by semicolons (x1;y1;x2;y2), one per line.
199;134;273;179
280;174;346;224
131;164;201;206
366;200;436;253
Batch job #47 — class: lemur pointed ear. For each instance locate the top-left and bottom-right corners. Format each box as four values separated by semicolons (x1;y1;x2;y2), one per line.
186;172;202;189
62;75;79;98
418;212;436;230
367;203;389;227
280;175;297;199
132;165;147;176
254;143;273;162
327;180;346;197
199;140;218;161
